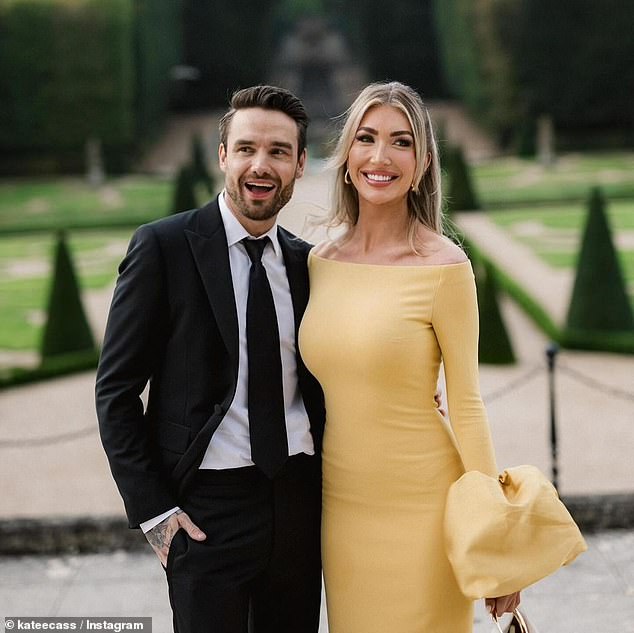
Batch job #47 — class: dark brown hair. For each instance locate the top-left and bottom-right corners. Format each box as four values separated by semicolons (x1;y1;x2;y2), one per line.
219;85;309;157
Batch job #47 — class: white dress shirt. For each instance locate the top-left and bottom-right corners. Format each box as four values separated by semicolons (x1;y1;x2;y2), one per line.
141;193;314;532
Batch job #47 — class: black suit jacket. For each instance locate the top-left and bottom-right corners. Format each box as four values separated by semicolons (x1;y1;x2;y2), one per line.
96;199;325;528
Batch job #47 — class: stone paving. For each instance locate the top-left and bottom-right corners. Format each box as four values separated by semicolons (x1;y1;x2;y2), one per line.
1;530;633;632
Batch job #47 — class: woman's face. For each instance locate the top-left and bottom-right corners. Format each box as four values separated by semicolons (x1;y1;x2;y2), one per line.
347;104;416;209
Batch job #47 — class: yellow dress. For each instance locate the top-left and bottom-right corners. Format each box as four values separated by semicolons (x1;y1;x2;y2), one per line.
298;253;498;633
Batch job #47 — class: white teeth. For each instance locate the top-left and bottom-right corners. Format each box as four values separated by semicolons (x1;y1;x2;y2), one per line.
365;173;393;182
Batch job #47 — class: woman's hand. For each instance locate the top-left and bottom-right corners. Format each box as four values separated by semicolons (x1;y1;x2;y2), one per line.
434;387;447;417
485;591;521;618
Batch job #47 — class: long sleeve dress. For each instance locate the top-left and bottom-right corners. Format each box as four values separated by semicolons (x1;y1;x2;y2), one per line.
298;253;498;633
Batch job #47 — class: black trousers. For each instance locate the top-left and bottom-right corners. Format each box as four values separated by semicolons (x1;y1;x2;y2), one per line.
165;454;322;633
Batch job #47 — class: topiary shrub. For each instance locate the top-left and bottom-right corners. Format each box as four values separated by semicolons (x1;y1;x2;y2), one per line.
40;231;96;361
476;260;516;364
191;134;214;194
170;164;198;214
565;187;633;333
514;118;537;158
445;145;480;212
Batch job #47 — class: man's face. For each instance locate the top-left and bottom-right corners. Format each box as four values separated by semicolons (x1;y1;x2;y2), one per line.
219;107;306;234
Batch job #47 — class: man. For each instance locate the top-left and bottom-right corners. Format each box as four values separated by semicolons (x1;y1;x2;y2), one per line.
96;85;325;633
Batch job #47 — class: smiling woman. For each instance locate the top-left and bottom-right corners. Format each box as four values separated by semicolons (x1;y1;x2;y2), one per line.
345;105;417;210
299;82;520;633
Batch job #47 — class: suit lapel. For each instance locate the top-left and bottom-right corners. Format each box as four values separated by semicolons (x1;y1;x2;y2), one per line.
278;228;325;448
278;227;310;337
185;200;239;375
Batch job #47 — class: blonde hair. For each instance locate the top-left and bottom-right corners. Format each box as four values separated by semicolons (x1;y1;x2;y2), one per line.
328;81;443;250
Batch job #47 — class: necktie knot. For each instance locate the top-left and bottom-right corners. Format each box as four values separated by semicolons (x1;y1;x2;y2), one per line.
242;237;269;264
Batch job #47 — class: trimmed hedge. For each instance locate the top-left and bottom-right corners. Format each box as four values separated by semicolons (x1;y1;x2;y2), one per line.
0;0;180;174
465;239;634;355
445;145;480;212
40;231;97;359
497;0;634;148
475;260;516;365
354;0;447;98
191;134;214;194
560;328;634;355
0;0;135;171
0;349;100;390
566;187;634;333
180;0;278;108
433;0;634;149
134;0;181;141
432;0;519;143
170;164;198;215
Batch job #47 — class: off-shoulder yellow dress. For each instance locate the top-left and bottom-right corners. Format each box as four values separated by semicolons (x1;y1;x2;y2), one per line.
298;253;498;633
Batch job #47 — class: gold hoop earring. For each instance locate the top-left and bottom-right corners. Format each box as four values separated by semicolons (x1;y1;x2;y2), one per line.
344;169;351;185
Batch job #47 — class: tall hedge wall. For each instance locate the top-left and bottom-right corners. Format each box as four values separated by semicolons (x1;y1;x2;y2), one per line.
351;0;446;98
497;0;634;148
0;0;135;171
0;0;180;174
134;0;181;141
180;0;279;108
433;0;634;149
432;0;519;145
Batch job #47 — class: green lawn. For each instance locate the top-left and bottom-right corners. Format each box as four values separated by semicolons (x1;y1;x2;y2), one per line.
1;152;633;358
0;230;132;350
0;175;173;357
487;200;634;307
472;153;634;206
0;176;173;232
488;200;634;231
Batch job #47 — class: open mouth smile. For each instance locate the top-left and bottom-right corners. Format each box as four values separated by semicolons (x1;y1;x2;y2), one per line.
362;171;398;185
244;181;277;196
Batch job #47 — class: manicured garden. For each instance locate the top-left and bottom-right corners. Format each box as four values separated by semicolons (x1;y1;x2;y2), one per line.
472;153;634;206
0;152;632;375
0;177;171;233
0;175;173;361
486;200;634;310
0;229;134;350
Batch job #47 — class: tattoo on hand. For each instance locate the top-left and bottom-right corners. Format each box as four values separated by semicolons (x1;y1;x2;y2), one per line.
147;521;171;550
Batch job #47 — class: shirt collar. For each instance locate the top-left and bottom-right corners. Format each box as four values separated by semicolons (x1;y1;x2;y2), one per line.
218;192;281;256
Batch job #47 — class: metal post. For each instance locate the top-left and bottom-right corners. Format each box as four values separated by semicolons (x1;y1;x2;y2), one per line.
546;343;559;492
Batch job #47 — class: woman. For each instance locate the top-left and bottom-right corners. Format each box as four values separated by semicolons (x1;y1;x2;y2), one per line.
299;82;520;632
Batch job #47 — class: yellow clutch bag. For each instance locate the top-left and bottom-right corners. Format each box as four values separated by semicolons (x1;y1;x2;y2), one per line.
444;465;587;600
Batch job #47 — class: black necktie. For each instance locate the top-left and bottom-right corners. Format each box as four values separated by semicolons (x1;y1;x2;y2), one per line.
242;237;288;478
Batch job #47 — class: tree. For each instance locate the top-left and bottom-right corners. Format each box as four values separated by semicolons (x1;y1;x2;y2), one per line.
566;187;633;332
40;231;96;360
476;261;516;365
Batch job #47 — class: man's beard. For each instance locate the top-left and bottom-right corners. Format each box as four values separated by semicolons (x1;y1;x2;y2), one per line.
226;177;296;223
